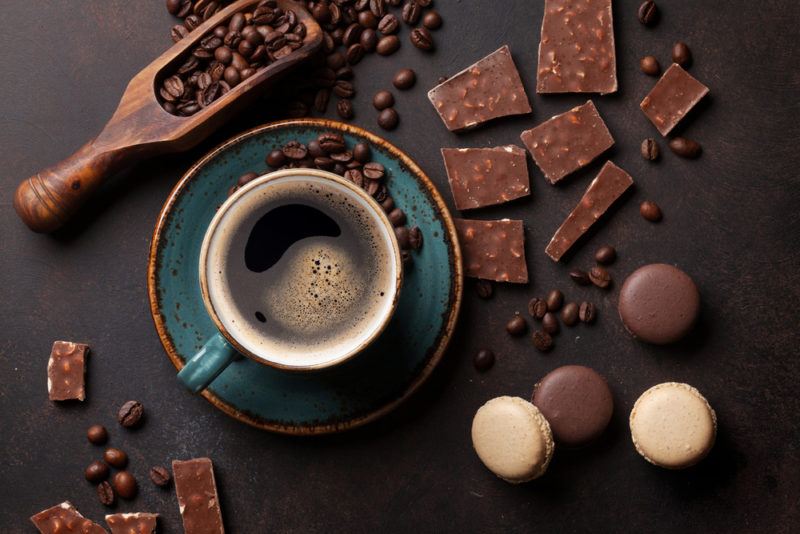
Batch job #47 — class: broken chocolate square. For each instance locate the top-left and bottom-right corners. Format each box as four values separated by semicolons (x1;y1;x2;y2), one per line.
520;100;614;184
537;0;617;94
428;45;532;132
47;341;90;401
31;501;107;534
640;63;709;136
455;219;528;283
105;513;158;534
173;458;224;534
546;161;633;261
442;146;530;210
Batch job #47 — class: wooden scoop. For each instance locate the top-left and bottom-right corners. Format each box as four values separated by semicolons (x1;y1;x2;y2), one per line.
14;0;322;233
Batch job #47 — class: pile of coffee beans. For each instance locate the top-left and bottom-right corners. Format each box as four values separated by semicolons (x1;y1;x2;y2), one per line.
229;131;422;264
523;289;597;353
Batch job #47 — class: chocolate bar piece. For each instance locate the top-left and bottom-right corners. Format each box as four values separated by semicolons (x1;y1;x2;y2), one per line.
428;45;531;132
105;513;158;534
47;341;90;401
520;100;614;184
640;63;709;136
442;146;530;210
173;458;225;534
455;219;528;283
31;501;107;534
537;0;617;94
546;161;633;261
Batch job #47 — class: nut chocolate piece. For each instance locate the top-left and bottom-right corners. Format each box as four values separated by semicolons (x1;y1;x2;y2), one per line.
428;45;531;132
31;501;108;534
47;341;89;401
173;458;225;534
441;146;530;210
455;218;528;283
520;100;614;184
546;161;633;261
105;513;158;534
640;63;709;136
537;0;617;94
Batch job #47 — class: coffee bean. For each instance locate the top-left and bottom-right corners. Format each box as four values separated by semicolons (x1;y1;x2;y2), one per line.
475;280;493;299
358;10;378;29
312;3;331;23
171;24;189;42
363;162;386;180
668;137;702;158
97;481;115;507
345;43;365;64
282;141;308;160
473;349;495;372
360;28;378;51
561;302;579;326
532;331;554;352
223;66;241;86
393;68;416;90
166;0;185;16
672;41;692;67
640;200;663;222
579;302;596;323
569;269;591;286
149;466;172;488
423;11;443;30
85;460;109;483
376;35;400;55
378;14;399;34
370;0;387;18
337;99;355;119
542;312;560;335
506;315;527;336
402;1;422;25
113;471;138;500
530;298;547;320
318;132;346;153
638;1;659;26
353;142;371;163
388;208;406;227
378;107;399;130
595;245;617;265
395;226;411;249
408;226;423;250
546;289;563;312
344;169;365;188
86;425;108;445
266;149;286;167
104;448;128;469
589;266;612;288
381;197;395;213
343;23;362;47
313;88;330;112
641;138;660;161
117;400;143;428
410;27;434;51
640;55;660;76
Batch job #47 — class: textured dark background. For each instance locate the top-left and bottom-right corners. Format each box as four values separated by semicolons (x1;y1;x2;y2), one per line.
1;1;799;532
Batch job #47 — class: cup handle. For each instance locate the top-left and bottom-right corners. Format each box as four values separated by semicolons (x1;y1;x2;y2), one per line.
177;333;238;393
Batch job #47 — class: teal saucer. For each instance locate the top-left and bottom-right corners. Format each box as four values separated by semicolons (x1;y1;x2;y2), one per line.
148;119;463;434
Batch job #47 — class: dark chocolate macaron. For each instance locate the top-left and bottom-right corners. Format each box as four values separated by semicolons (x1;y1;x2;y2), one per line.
618;263;700;344
531;365;613;447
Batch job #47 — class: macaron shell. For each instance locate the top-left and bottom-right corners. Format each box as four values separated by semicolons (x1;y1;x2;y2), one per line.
629;382;717;469
471;396;555;483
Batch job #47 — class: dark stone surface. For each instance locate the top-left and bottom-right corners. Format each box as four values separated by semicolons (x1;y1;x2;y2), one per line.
1;1;798;532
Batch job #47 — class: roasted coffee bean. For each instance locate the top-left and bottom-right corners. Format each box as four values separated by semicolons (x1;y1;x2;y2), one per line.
376;35;400;55
312;2;331;23
473;349;495;372
307;140;325;158
363;162;386;180
228;12;245;32
214;46;233;65
475;280;493;299
358;10;378;29
85;460;110;483
410;28;434;51
335;66;354;81
402;1;422;25
353;142;371;163
373;90;394;110
506;315;527;336
595;245;617;265
530;298;548;320
546;289;563;312
117;400;144;428
589;266;612;288
378;14;399;34
198;81;221;107
104;448;128;469
330;150;353;163
333;80;355;98
87;425;108;445
360;29;378;51
408;226;423;250
282;141;308;160
395;226;411;249
370;0;387;18
640;200;663;222
393;68;416;89
668;137;702;158
388;208;406;226
672;41;692;67
171;24;189;42
149;466;172;488
346;43;365;64
163;75;185;100
638;1;659;25
542;312;560;335
344;169;365;188
237;172;259;187
343;23;362;47
569;269;591;286
318;132;346;153
184;14;201;31
378;107;399;130
423;10;443;30
561;302;579;326
97;481;115;507
266;149;286;167
224;66;241;86
369;182;389;202
640;55;660;76
579;302;596;323
532;331;554;352
166;0;186;16
641;138;660;160
113;471;138;500
381;197;395;213
314;156;335;170
313;88;330;112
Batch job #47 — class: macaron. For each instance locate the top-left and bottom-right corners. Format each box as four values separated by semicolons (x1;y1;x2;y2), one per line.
532;365;613;447
629;382;717;469
618;263;700;344
471;396;554;483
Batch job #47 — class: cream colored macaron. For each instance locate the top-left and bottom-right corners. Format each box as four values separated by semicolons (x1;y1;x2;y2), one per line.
629;382;717;469
471;396;555;483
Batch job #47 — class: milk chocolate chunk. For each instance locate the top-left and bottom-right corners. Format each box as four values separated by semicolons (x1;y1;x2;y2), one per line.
546;161;633;261
520;100;614;184
31;501;108;534
441;146;530;210
537;0;617;94
47;341;90;401
173;458;225;534
455;219;528;283
428;45;531;132
640;63;709;136
105;513;158;534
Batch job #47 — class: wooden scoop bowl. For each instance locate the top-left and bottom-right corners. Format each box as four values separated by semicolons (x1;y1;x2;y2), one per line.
14;0;322;233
